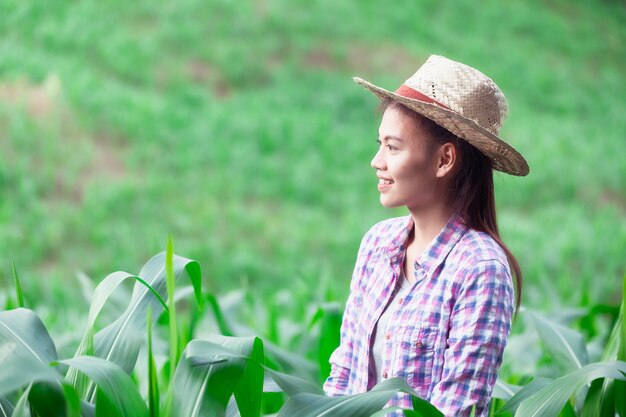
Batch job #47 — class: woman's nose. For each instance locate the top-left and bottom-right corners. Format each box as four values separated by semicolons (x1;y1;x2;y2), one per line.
371;148;386;171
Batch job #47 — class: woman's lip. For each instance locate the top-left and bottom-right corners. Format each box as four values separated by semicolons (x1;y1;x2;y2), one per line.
377;179;393;191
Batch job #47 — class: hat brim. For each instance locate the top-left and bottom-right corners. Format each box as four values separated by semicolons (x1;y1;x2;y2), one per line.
353;77;529;176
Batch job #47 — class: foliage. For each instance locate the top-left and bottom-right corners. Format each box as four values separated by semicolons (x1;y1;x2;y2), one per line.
1;253;625;416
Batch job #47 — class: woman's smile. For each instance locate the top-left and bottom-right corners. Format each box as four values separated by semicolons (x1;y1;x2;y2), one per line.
377;176;394;191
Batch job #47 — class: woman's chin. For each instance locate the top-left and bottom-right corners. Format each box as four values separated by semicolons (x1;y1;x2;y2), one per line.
379;196;402;209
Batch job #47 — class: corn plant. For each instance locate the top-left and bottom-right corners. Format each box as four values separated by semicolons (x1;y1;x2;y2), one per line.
496;274;626;416
1;250;625;417
0;249;441;417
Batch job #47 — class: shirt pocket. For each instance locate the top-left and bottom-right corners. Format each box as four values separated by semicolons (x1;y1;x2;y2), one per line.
391;326;439;392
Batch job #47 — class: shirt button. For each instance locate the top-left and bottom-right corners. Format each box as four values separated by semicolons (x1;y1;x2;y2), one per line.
416;342;423;349
397;297;403;305
385;333;391;340
382;371;388;378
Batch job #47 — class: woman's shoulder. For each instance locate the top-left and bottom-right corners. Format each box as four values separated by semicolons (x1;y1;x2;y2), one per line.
454;227;509;268
357;215;411;253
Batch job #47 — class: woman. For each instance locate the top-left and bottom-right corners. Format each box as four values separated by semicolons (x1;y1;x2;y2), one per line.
323;55;529;417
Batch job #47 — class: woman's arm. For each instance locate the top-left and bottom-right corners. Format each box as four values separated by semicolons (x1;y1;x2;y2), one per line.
429;258;515;417
323;275;360;396
323;225;378;396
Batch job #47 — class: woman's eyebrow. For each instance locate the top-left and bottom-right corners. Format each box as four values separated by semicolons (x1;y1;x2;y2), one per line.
378;134;404;143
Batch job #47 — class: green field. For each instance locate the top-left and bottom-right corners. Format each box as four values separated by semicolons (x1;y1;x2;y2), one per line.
1;1;626;415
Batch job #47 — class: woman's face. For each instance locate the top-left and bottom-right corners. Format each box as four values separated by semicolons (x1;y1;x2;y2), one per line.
371;107;442;211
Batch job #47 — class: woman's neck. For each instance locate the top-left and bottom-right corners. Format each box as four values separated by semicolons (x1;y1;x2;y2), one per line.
407;202;454;254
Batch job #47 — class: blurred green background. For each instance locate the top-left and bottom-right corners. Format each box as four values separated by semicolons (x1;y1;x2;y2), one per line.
0;0;625;314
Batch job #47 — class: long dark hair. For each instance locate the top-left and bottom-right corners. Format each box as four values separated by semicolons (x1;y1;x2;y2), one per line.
382;100;523;310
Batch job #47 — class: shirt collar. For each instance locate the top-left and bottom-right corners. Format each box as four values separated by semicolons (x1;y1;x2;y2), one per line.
385;214;469;273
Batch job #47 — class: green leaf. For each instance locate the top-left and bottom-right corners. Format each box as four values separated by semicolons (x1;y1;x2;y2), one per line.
10;252;24;309
264;368;324;397
263;342;319;384
620;272;626;363
515;361;626;417
585;273;626;417
0;355;60;398
581;378;613;417
173;335;265;417
492;378;522;401
11;384;32;417
231;337;264;417
0;309;66;413
92;252;201;377
57;356;149;417
0;396;14;417
171;338;249;417
615;272;626;417
69;272;137;390
0;308;58;365
276;378;441;417
525;310;589;373
166;237;179;384
407;393;444;417
206;294;234;337
146;308;159;417
311;303;342;384
29;382;70;417
61;383;82;417
70;270;165;399
497;377;552;415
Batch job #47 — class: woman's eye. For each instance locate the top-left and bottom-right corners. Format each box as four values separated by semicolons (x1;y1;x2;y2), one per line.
386;144;397;151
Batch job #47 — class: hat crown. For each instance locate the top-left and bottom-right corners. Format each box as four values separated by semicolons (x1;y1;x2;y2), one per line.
403;55;508;135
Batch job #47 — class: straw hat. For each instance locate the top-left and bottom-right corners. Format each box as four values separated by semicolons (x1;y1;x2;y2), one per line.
354;55;529;176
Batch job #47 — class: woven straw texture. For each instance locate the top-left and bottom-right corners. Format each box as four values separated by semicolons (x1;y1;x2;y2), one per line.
354;55;529;176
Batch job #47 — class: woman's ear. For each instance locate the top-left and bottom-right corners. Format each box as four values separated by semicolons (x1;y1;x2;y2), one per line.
435;142;457;178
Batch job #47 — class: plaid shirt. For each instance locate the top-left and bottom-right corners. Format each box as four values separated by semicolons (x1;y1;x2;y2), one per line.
324;215;515;417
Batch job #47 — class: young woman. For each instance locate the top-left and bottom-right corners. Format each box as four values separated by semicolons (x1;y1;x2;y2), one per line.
323;55;529;417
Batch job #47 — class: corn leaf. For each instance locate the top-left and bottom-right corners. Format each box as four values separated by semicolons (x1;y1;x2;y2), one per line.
171;339;249;417
276;377;442;417
29;381;76;417
10;252;24;309
206;294;235;337
264;368;324;397
310;303;342;384
58;356;149;417
166;237;179;385
146;308;159;417
492;378;523;401
615;273;626;417
92;252;201;377
0;396;14;417
0;355;60;399
61;383;82;417
10;384;32;417
0;309;66;414
525;310;589;373
0;308;58;365
263;342;318;384
581;378;614;417
582;277;625;417
72;270;165;399
497;377;552;415
515;361;626;417
174;335;264;417
230;337;264;417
